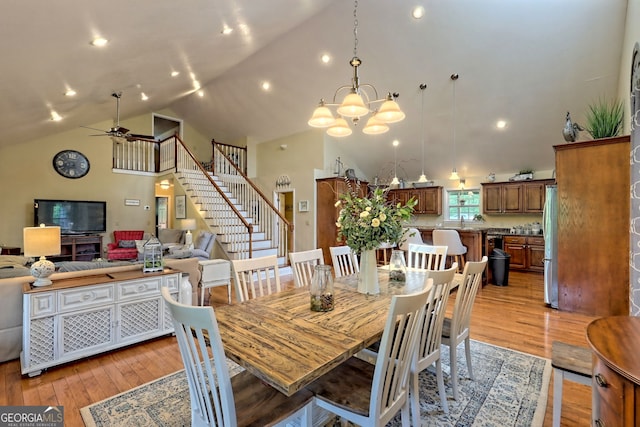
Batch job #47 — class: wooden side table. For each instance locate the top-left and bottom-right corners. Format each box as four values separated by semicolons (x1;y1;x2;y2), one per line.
0;246;21;255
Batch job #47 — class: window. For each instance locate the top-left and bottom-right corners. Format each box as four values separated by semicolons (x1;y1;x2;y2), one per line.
447;189;480;220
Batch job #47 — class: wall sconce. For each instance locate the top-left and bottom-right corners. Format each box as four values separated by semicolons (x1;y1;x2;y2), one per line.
276;175;291;188
160;179;171;190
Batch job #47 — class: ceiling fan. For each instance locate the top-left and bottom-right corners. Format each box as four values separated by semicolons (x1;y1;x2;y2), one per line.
83;92;154;141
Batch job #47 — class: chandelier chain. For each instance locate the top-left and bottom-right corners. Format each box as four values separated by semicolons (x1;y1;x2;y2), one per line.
353;0;359;57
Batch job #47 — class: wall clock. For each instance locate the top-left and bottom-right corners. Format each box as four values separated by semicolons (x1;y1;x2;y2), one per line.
52;150;90;179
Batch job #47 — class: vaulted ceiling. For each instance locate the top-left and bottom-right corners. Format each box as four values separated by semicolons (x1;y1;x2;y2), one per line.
0;0;629;181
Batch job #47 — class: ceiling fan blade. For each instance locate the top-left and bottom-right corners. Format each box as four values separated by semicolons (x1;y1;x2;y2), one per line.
81;125;107;132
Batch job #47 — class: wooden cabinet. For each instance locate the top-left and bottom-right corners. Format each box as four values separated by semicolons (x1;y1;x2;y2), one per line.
587;316;640;426
482;179;554;214
387;187;442;215
555;136;629;316
503;235;545;272
51;235;103;262
316;177;369;266
21;269;181;376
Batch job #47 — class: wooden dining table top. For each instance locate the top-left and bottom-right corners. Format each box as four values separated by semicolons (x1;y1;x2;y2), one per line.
213;267;438;396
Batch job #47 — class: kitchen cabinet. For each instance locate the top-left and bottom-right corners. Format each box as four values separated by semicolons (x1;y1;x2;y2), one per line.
387;187;442;215
503;235;545;272
555;136;629;316
316;177;369;266
482;179;554;214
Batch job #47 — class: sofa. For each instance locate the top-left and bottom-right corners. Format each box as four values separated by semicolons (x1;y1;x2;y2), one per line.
0;256;202;363
107;230;144;260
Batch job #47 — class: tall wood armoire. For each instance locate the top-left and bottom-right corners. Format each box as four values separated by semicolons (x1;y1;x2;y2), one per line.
554;135;630;316
316;177;369;266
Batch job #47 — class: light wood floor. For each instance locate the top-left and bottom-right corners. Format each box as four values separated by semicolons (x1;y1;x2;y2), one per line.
0;270;596;426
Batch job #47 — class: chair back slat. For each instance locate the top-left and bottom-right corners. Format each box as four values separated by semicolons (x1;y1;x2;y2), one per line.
289;249;324;287
407;243;448;270
232;255;281;302
329;246;359;277
450;256;487;339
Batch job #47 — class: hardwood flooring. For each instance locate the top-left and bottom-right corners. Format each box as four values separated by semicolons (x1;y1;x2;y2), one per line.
0;270;595;426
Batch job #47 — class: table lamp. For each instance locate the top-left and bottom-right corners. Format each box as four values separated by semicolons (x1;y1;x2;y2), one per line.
23;224;61;287
181;218;197;249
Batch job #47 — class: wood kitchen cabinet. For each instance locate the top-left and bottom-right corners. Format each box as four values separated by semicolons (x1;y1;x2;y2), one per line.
555;136;629;316
316;177;369;266
503;235;545;272
482;179;554;214
387;187;442;215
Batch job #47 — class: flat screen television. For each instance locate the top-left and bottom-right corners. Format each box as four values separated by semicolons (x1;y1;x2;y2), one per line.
34;199;107;235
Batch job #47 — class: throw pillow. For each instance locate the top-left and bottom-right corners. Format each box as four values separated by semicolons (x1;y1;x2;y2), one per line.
194;231;213;252
118;240;136;248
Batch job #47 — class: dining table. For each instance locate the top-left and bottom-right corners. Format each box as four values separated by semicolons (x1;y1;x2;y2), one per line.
214;267;459;396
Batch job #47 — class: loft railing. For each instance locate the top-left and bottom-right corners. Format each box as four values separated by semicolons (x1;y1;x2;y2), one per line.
210;139;247;173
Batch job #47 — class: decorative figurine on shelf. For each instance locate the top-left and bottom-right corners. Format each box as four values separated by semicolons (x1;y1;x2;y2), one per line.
563;111;584;142
143;235;163;273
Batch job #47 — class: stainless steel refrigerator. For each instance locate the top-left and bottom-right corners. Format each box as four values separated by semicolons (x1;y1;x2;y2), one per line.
543;185;558;308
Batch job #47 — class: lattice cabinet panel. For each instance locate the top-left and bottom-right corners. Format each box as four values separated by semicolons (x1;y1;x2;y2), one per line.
21;270;181;376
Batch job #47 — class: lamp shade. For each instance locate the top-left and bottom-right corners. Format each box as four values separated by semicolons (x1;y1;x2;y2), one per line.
326;117;353;137
181;218;197;230
376;95;406;123
308;104;336;128
337;91;369;118
362;115;389;135
23;225;61;257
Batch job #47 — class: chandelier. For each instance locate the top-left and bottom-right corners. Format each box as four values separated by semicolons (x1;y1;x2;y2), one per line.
307;0;405;137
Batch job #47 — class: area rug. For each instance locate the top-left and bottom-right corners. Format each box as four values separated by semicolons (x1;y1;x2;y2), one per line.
81;340;550;427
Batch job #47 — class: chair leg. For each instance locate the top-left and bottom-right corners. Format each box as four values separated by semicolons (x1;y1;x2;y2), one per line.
450;343;459;401
435;359;449;414
464;337;474;380
410;371;421;427
552;368;563;427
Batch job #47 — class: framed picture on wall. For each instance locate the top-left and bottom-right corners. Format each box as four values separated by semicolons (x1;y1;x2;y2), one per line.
298;200;309;212
175;195;186;219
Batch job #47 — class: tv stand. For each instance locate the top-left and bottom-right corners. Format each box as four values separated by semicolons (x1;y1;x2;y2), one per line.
51;235;103;262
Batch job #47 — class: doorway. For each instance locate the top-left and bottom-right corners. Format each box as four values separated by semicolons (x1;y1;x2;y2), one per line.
275;191;294;252
156;197;168;236
152;113;183;140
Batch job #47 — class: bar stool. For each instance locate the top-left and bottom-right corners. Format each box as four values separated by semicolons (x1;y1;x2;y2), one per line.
433;229;467;272
198;259;232;305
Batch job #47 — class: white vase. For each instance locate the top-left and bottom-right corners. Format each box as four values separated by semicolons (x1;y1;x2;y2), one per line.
358;250;380;295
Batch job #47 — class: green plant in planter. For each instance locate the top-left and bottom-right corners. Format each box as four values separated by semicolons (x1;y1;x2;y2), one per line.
585;98;623;139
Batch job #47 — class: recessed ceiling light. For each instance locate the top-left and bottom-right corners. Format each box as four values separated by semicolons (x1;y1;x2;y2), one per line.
140;92;149;101
412;6;425;19
192;80;201;90
90;37;108;47
496;120;507;129
261;81;271;91
50;111;62;121
170;71;180;77
221;26;233;35
197;90;205;97
321;54;331;64
393;139;400;147
64;89;76;97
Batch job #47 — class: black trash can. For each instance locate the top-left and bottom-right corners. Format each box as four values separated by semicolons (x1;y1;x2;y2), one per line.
489;249;510;286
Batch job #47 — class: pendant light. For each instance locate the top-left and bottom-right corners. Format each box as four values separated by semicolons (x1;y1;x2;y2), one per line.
449;74;460;180
417;83;428;183
390;139;400;185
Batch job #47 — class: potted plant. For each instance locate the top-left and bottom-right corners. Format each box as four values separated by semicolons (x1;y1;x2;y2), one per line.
585;98;624;139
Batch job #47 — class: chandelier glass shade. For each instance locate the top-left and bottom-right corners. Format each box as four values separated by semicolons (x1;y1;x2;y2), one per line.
307;1;405;137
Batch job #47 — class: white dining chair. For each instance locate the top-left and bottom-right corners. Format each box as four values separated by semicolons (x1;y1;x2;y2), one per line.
433;229;467;272
288;248;324;288
307;286;430;427
407;243;448;270
161;287;313;427
329;245;359;278
410;264;457;422
399;227;423;252
231;255;281;303
441;256;488;400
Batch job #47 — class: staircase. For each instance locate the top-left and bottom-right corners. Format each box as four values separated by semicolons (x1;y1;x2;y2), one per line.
171;137;291;263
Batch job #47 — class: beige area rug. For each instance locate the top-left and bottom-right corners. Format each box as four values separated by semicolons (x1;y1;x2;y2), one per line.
81;340;550;426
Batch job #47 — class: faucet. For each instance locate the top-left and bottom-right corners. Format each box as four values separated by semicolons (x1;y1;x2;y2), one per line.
460;216;465;229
